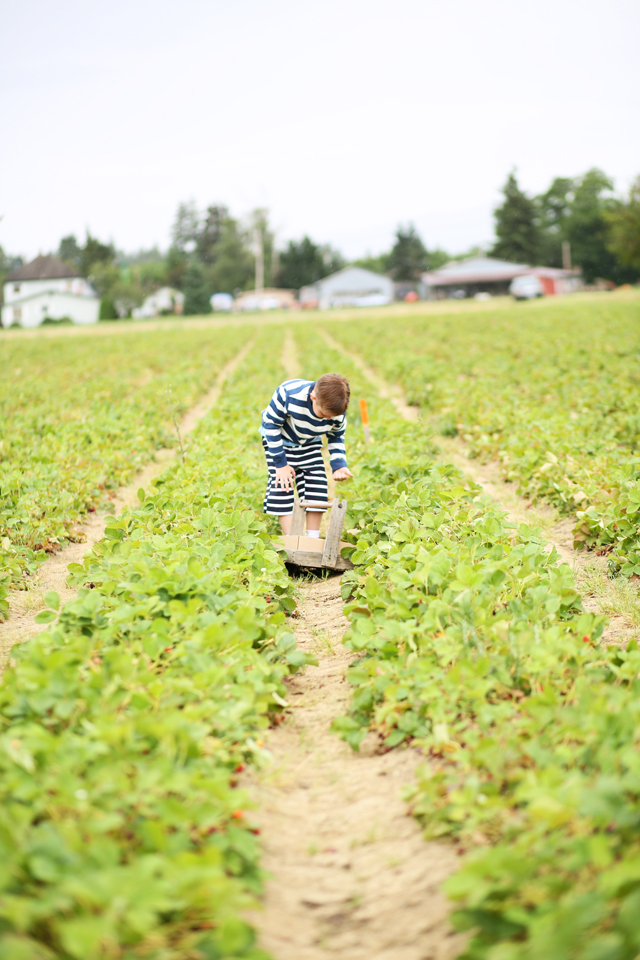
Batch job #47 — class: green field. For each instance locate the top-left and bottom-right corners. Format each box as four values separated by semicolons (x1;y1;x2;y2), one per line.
1;292;640;960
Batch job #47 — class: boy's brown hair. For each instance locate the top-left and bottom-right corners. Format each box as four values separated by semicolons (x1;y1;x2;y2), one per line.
315;373;350;416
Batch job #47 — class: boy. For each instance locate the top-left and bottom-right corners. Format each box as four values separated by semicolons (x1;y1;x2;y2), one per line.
260;373;353;535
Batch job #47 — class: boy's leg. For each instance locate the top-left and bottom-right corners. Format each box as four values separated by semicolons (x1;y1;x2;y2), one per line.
262;440;295;531
299;446;329;533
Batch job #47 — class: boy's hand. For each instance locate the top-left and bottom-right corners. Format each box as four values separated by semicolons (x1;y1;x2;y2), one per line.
333;467;353;482
275;465;296;490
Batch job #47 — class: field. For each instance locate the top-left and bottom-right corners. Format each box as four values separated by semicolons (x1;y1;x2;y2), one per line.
1;291;640;960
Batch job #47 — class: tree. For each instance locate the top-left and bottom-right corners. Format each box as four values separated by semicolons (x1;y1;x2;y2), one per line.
58;235;82;269
352;252;391;275
491;171;541;264
276;236;344;289
171;201;200;254
182;259;211;315
535;177;575;267
99;298;118;320
0;247;23;312
166;246;189;290
81;232;116;276
563;168;635;284
248;208;276;289
388;224;428;280
205;217;254;294
427;248;451;270
196;205;229;265
605;174;640;275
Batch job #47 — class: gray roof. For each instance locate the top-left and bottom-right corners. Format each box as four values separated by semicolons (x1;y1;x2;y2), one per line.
6;254;81;282
423;256;574;286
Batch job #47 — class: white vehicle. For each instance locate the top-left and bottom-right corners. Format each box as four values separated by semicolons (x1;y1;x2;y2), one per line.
210;292;234;312
510;275;543;300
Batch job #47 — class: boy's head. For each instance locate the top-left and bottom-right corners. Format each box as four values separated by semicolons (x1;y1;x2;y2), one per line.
310;373;350;419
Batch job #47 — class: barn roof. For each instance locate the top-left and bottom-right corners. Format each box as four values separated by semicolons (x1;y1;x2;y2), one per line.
423;256;576;286
6;254;81;282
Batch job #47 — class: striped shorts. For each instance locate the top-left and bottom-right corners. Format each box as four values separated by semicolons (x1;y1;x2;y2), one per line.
262;439;328;515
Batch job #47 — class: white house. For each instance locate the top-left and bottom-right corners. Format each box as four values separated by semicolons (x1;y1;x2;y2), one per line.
131;287;184;319
301;267;394;310
2;255;100;328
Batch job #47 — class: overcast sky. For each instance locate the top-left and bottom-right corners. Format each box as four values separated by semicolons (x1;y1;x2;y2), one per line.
3;0;639;261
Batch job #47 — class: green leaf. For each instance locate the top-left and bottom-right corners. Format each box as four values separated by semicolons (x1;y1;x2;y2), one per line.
44;590;60;611
34;609;57;624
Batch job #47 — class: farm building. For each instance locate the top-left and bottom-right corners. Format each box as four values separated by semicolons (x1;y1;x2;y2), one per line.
300;266;394;310
1;255;100;328
132;287;184;318
423;256;581;299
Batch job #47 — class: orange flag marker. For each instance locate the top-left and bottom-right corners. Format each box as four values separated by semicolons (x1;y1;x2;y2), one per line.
359;398;371;446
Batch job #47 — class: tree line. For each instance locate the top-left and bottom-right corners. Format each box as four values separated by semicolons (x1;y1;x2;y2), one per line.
1;167;638;317
492;168;640;284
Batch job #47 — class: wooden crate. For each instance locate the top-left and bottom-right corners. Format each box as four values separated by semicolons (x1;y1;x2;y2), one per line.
276;497;354;571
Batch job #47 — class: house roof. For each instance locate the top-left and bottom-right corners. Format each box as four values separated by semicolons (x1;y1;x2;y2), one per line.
317;265;389;287
423;256;576;286
6;254;81;282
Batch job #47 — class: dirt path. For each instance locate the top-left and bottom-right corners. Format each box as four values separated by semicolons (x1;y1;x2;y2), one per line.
245;330;464;958
318;329;638;648
0;341;253;663
248;577;464;960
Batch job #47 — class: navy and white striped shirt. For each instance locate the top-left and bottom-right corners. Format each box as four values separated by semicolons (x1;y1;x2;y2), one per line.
260;379;348;470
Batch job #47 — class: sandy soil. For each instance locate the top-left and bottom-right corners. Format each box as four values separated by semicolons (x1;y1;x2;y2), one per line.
0;340;253;665
247;576;464;960
243;331;464;958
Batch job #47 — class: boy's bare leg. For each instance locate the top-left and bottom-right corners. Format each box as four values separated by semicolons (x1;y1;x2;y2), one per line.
279;515;292;535
305;510;323;532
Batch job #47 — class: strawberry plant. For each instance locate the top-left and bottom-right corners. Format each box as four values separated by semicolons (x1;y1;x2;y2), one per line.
327;295;640;574
295;323;640;960
0;329;313;959
0;326;246;609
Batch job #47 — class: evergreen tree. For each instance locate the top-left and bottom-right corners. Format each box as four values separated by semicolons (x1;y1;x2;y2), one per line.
99;298;118;320
206;218;255;294
388;224;428;280
196;205;229;265
58;235;82;269
182;260;211;315
491;172;541;264
275;236;344;289
171;201;200;253
80;232;116;275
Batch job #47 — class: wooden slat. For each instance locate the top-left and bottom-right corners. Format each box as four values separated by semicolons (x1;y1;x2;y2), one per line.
289;497;306;536
284;549;353;571
298;500;332;510
322;498;347;566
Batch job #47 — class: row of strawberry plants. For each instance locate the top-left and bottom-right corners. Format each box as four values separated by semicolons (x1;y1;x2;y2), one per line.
0;329;312;960
0;326;246;606
296;326;640;960
326;296;640;575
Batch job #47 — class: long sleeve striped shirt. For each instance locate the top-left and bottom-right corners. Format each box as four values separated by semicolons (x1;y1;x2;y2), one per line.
260;379;348;470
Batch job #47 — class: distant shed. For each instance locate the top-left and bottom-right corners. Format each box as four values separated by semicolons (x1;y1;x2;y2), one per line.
423;256;580;299
303;266;393;310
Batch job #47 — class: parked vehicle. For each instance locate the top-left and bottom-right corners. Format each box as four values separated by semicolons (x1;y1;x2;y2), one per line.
510;275;544;300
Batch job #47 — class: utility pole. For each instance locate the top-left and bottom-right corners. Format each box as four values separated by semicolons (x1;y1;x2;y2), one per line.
562;240;571;271
254;226;264;292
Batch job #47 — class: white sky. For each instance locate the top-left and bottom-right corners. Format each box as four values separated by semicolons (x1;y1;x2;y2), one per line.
3;0;639;260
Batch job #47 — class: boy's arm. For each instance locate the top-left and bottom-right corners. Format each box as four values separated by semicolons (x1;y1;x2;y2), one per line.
326;416;348;472
261;384;289;467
